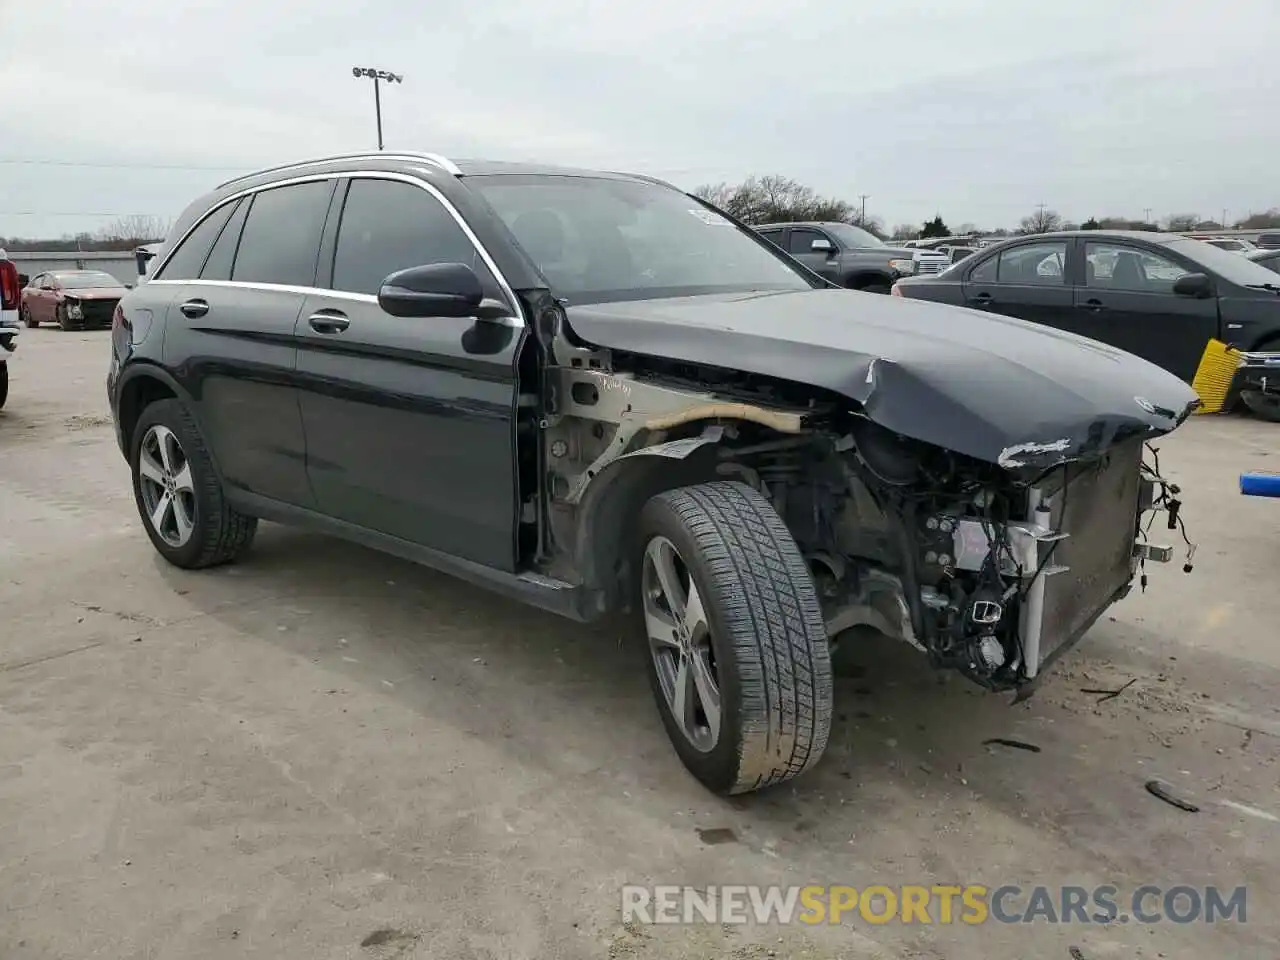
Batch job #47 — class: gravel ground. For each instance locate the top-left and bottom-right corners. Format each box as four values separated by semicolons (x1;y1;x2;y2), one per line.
1;328;1277;959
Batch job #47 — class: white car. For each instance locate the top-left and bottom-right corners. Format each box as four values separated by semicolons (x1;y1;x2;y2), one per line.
0;249;21;408
1197;236;1257;254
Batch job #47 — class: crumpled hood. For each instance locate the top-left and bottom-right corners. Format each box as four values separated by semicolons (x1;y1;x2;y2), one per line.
564;288;1200;475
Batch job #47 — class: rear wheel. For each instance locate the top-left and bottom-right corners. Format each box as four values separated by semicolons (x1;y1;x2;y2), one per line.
21;306;37;328
638;481;833;795
0;363;8;409
131;398;257;568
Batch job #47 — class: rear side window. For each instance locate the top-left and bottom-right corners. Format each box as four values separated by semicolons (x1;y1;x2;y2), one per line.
330;178;497;298
157;202;237;280
231;180;334;287
200;198;249;281
997;241;1067;285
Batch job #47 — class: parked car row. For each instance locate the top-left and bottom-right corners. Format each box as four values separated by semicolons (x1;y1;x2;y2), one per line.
893;230;1280;420
106;150;1195;795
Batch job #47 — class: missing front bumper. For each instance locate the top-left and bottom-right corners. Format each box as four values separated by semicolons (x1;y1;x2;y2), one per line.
947;443;1174;681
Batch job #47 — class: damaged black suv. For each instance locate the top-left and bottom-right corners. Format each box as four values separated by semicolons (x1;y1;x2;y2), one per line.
108;152;1198;795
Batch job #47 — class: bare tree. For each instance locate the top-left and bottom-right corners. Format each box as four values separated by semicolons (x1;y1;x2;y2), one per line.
1018;208;1063;234
693;176;852;225
1236;209;1280;230
96;214;171;246
1163;213;1200;232
849;211;885;238
890;223;918;241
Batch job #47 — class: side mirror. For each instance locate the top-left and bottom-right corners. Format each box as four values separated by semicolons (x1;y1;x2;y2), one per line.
1173;273;1213;299
378;262;489;318
810;238;835;254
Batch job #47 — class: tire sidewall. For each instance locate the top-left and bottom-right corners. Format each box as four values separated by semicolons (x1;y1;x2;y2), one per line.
0;362;8;409
130;399;217;567
637;497;748;794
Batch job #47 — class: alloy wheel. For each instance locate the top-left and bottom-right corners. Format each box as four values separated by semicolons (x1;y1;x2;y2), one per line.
642;535;721;753
137;424;197;548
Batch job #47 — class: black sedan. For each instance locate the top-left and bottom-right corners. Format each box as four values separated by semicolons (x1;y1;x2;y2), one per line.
893;231;1280;419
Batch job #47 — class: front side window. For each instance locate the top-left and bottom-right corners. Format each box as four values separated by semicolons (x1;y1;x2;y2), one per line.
156;201;238;281
788;229;828;255
469;174;817;305
231;180;334;287
997;242;1067;285
756;229;784;250
331;178;497;298
968;254;998;283
1085;243;1189;292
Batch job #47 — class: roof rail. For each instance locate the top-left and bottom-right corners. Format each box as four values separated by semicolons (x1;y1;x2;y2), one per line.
216;151;462;189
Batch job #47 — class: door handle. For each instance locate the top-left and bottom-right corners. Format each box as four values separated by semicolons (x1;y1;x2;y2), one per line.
968;292;994;307
307;311;349;334
1079;298;1106;312
179;298;209;318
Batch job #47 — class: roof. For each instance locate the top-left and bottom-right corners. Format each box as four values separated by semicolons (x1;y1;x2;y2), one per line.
215;151;673;192
1001;229;1185;244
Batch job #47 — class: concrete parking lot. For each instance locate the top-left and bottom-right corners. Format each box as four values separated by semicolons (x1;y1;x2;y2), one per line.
2;329;1278;960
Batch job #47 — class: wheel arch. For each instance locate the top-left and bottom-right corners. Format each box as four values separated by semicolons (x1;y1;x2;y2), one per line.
116;364;198;459
846;270;894;290
571;418;802;610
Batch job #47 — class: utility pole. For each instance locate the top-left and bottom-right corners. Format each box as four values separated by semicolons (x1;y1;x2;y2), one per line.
350;66;403;150
857;194;870;224
1222;208;1229;230
1143;207;1152;225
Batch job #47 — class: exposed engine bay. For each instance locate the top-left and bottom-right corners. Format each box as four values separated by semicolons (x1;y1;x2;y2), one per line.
531;320;1190;692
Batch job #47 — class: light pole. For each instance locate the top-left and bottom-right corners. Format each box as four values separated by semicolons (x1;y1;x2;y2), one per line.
350;66;403;150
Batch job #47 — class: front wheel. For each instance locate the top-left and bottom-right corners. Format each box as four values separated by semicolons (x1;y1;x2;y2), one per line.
56;305;76;332
1242;391;1280;423
0;362;8;409
638;481;833;795
131;398;257;568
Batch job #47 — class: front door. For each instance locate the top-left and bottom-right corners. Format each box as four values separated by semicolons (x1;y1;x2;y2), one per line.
1074;241;1220;383
962;238;1076;331
787;227;841;282
295;175;524;572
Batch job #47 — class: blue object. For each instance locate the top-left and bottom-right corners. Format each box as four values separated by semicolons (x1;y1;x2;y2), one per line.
1240;472;1280;497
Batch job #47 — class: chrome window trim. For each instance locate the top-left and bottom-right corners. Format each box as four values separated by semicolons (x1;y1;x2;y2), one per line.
152;169;521;327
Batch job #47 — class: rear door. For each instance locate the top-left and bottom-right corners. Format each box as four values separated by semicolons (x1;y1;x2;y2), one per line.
157;179;335;507
294;174;524;571
1074;240;1219;382
962;239;1075;331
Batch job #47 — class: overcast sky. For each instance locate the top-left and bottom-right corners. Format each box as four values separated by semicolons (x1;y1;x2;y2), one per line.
2;0;1276;239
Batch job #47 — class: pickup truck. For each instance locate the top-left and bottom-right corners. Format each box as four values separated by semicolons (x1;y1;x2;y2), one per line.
755;221;949;293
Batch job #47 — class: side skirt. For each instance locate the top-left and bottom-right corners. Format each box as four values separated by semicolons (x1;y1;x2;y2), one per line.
225;488;605;623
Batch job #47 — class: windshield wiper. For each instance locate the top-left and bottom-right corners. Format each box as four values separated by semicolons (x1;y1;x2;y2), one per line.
1245;282;1280;293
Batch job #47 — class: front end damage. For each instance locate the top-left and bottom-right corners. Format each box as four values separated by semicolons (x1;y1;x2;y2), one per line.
536;328;1192;693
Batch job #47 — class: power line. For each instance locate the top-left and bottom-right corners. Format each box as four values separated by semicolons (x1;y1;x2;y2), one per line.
1;211;167;217
0;157;250;171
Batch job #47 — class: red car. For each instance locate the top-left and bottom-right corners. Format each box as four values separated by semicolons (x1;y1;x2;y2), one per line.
21;269;127;330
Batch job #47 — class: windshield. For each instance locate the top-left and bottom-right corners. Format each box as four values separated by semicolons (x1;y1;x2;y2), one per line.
57;271;123;289
469;175;818;304
826;223;884;248
1166;238;1280;287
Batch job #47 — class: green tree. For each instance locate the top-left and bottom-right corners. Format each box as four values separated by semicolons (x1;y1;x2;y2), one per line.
919;216;950;239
